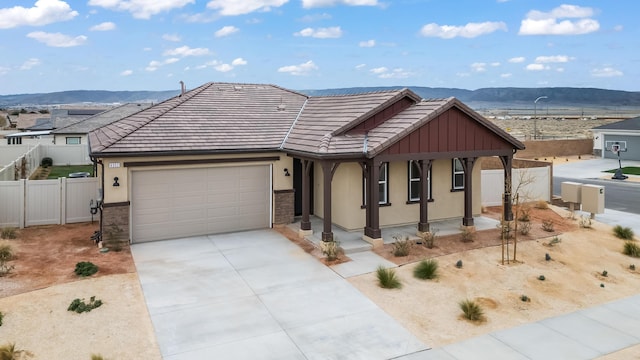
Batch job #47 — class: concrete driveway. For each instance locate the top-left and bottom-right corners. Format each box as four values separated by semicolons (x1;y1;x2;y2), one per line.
131;229;428;359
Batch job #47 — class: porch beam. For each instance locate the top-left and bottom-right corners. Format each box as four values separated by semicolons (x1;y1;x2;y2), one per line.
300;159;313;231
418;159;433;232
321;161;339;242
461;157;477;227
364;160;382;239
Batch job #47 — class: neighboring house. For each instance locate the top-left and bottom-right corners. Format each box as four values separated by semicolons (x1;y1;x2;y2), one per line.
4;130;53;145
53;103;151;146
592;117;640;160
89;82;524;246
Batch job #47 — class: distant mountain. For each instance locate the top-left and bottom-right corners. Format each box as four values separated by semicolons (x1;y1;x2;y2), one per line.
1;86;639;108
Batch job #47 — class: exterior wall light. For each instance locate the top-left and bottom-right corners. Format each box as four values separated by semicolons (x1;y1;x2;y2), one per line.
283;168;291;176
113;177;120;186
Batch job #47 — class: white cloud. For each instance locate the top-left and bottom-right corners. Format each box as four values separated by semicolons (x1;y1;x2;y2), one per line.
0;66;11;76
535;55;572;63
0;0;78;29
420;21;507;39
298;13;332;22
163;45;211;57
359;39;375;47
231;58;247;66
500;73;512;78
207;0;288;16
591;67;623;78
525;63;550;71
295;26;343;38
471;62;487;72
27;31;87;47
145;60;163;72
120;69;133;76
193;57;247;72
20;58;42;70
377;68;411;79
162;34;181;42
277;60;318;75
90;21;116;31
88;0;194;19
490;62;500;67
613;25;623;32
302;0;378;7
508;56;525;63
519;4;600;35
215;25;239;37
355;63;366;70
370;67;387;74
215;63;233;72
165;58;180;64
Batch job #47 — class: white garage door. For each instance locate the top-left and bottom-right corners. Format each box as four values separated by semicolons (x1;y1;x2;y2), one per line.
131;165;271;243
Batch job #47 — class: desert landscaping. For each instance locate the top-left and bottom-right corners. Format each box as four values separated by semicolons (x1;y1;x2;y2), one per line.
1;201;639;359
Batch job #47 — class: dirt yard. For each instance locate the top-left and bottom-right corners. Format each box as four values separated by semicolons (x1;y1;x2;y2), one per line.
1;206;639;359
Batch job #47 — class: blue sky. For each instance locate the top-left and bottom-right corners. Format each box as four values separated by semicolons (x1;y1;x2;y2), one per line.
0;0;636;94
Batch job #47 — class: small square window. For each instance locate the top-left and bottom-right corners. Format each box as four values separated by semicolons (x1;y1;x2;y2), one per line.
66;137;81;145
363;162;389;206
452;158;464;190
408;160;431;201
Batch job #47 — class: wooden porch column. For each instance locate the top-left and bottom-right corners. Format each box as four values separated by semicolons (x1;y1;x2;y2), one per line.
364;160;382;239
300;159;313;231
461;157;477;227
500;155;514;221
321;161;339;242
418;159;433;232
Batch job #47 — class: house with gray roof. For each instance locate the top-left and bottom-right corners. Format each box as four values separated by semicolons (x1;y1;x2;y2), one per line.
592;117;640;160
89;82;524;247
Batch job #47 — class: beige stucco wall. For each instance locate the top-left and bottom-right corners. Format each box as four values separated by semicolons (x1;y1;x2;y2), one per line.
96;152;292;205
315;159;482;231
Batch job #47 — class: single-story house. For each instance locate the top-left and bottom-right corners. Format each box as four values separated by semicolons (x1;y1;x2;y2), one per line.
88;82;524;247
53;103;151;146
592;117;640;160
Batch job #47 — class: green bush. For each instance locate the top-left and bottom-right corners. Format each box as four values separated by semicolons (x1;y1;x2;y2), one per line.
538;275;546;281
614;225;634;240
68;296;103;313
392;235;412;257
0;342;32;359
91;355;106;360
520;295;530;302
0;311;3;327
40;157;53;167
0;242;15;277
623;241;640;258
460;227;475;242
0;228;17;240
320;240;342;262
420;230;438;249
459;299;484;321
542;220;555;232
376;266;401;289
74;262;98;277
455;260;463;269
413;259;438;280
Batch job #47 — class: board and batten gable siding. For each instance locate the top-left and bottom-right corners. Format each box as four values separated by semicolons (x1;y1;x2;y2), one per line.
0;177;99;228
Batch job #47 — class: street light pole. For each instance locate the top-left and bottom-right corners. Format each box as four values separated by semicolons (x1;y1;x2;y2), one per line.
533;96;548;140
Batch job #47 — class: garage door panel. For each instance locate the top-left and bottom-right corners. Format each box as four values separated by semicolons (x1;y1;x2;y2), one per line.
132;165;271;243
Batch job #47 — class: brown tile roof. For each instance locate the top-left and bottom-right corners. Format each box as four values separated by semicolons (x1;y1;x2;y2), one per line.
89;83;308;155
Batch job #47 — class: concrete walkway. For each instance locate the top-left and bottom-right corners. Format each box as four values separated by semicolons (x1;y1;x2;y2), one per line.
131;230;427;360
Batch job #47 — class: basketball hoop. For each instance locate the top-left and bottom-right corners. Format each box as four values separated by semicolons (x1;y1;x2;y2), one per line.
611;144;620;154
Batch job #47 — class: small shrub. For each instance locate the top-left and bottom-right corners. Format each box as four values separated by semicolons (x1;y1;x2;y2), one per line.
613;225;634;240
623;241;640;258
74;262;98;277
91;355;107;360
320;240;342;262
538;275;546;281
545;253;551;261
0;228;17;240
630;264;636;271
0;343;33;359
542;220;555;232
535;200;549;209
40;157;53;167
0;311;3;327
68;296;103;313
519;221;531;235
548;236;561;246
579;216;592;229
392;235;412;257
460;227;475;243
600;283;605;288
517;206;531;222
413;259;438;280
0;242;15;277
455;260;463;269
520;295;530;302
601;270;608;277
459;299;484;321
420;230;438;249
376;266;401;289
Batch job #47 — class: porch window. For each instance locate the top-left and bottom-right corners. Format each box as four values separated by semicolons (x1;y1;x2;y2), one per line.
363;162;390;206
66;137;81;145
452;158;464;190
408;160;431;201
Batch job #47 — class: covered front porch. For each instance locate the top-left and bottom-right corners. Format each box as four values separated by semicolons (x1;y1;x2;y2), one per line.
289;215;500;254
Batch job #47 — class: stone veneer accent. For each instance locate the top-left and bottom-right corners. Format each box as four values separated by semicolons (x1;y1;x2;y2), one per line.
274;189;295;225
101;202;130;249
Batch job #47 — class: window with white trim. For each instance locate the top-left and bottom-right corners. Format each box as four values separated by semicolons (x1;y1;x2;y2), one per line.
408;160;431;201
66;137;81;145
452;158;464;190
363;162;390;205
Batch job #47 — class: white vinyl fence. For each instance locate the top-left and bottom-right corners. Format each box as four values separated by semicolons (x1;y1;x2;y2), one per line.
0;144;41;181
0;177;99;228
481;167;551;207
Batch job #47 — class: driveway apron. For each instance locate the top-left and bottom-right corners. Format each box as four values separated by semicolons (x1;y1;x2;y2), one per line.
131;230;428;360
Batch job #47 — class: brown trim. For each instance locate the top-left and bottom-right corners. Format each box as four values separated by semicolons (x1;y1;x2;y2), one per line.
124;156;280;167
377;149;513;163
361;203;392;209
92;148;282;158
274;189;294;194
406;199;434;204
103;201;130;208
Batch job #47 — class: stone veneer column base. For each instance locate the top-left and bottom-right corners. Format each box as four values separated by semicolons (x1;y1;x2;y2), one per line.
274;189;295;225
362;235;384;249
101;202;130;249
298;229;313;237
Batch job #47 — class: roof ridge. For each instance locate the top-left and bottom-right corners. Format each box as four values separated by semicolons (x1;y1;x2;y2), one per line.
54;103;125;132
93;83;211;152
311;88;410;98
